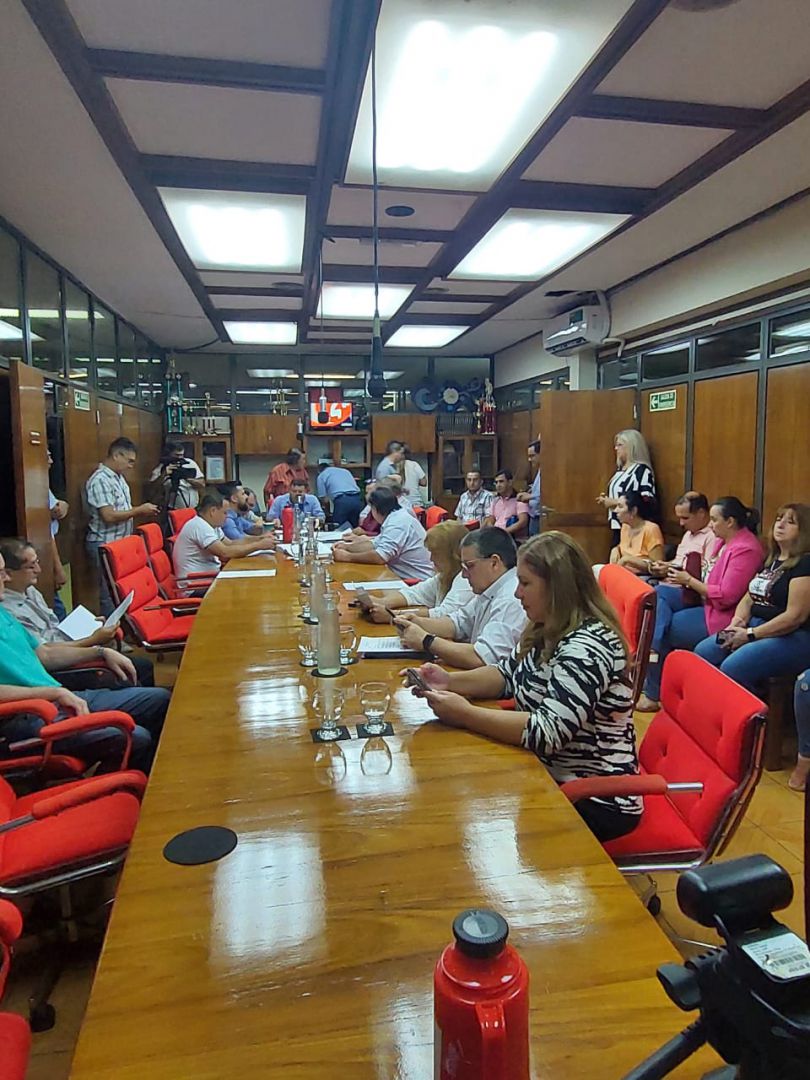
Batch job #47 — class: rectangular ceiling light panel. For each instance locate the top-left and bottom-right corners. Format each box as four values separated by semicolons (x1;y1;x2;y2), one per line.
159;188;306;272
387;325;468;348
224;321;298;345
451;209;629;280
317;283;412;319
346;0;634;190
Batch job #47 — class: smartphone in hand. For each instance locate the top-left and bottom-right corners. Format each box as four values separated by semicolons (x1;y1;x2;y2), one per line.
356;590;373;611
404;667;429;691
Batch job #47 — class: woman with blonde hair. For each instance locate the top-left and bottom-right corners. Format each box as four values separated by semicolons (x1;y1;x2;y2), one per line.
406;531;641;841
364;519;472;622
597;429;657;553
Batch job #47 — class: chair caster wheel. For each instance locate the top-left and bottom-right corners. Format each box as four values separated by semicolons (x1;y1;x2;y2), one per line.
29;1002;56;1032
646;894;662;917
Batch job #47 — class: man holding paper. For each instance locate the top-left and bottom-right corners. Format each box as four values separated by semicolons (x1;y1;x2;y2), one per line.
0;538;155;685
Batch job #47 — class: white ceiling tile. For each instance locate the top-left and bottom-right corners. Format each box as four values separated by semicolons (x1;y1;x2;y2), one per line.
67;0;333;68
522;118;728;187
322;237;442;268
212;295;301;310
106;80;321;164
598;0;810;108
327;186;476;229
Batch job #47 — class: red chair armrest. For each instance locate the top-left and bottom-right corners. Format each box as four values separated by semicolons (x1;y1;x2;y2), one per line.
37;711;135;741
498;698;516;710
561;774;669;803
30;770;148;820
0;699;59;722
184;572;218;580
0;900;23;945
144;598;200;608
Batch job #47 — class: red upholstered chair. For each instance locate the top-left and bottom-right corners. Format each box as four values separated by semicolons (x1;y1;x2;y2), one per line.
597;564;656;707
464;520;481;531
138;522;216;600
167;506;196;538
561;651;767;913
100;536;199;653
413;506;426;527
425;506;449;529
0;900;31;1080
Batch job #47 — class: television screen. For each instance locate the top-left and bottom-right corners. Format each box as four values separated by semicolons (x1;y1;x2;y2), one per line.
309;401;353;429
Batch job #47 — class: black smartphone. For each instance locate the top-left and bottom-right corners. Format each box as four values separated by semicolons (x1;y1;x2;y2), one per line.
404;667;429;692
715;629;734;649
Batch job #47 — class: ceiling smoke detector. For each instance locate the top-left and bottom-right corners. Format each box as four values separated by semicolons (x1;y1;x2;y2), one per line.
670;0;741;11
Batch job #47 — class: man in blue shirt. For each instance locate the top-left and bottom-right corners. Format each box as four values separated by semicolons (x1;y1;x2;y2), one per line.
518;439;542;536
218;482;264;541
266;479;326;524
316;462;363;527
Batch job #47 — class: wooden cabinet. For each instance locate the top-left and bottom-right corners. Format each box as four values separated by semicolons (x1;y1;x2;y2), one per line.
371;413;435;454
432;435;498;513
303;433;370;470
233;414;299;455
177;435;233;483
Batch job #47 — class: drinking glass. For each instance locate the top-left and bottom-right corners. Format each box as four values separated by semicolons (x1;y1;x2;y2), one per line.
360;736;393;777
339;624;357;665
312;687;346;742
297;624;317;667
360;682;391;736
298;587;312;620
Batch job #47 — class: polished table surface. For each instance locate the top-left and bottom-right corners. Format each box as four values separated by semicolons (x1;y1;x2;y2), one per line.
70;552;718;1078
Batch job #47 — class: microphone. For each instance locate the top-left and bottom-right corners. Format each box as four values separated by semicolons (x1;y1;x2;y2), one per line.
317;387;328;425
367;315;385;399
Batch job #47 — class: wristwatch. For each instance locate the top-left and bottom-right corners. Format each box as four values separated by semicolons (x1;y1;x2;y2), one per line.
746;627;756;642
422;633;436;656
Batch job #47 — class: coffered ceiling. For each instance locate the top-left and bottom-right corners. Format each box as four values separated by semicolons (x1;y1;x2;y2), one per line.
1;0;809;356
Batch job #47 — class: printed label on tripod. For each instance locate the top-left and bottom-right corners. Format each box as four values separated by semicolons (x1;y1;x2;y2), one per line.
742;929;810;981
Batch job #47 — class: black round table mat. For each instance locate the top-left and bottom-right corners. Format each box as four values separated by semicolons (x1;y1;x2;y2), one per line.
163;826;238;866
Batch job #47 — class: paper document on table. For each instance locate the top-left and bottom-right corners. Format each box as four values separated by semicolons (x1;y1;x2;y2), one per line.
278;543;333;558
358;635;423;657
245;548;277;557
343;580;409;592
317;530;346;543
103;590;134;629
57;605;101;641
218;569;277;579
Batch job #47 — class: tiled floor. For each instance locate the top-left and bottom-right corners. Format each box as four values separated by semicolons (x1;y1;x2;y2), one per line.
5;688;806;1080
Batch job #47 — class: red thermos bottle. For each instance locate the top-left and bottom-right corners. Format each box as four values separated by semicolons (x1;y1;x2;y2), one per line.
434;909;530;1080
281;505;294;544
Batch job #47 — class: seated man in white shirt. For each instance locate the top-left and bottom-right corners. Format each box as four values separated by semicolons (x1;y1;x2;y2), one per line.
395;526;526;669
333;488;433;581
455;470;494;525
172;490;274;586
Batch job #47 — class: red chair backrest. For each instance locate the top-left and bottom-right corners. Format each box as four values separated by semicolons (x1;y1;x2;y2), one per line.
413;506;426;526
138;523;179;599
598;564;656;704
642;651;766;847
425;506;449;529
168;507;196;537
101;536;177;643
0;899;22;998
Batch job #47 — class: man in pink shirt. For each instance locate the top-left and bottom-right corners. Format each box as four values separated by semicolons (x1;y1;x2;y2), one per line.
484;470;528;540
648;491;715;579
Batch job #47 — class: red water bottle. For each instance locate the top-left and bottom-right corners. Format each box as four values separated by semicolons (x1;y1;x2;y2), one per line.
281;505;294;544
434;909;530;1080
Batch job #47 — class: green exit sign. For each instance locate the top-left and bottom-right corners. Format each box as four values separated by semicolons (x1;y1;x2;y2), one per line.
649;389;677;413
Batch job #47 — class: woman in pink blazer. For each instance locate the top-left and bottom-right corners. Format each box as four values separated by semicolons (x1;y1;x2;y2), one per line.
638;496;763;708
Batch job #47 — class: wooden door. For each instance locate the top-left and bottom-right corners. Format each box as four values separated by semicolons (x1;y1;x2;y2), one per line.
693;372;757;508
540;389;636;562
233;414;298;455
641;384;688;540
64;389;101;610
498;410;532;489
763;362;810;529
9;361;53;597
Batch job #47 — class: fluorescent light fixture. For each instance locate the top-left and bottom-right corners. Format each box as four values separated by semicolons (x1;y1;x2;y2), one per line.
0;308;92;319
772;320;810;337
303;374;358;382
451;209;629;280
346;1;635;190
247;368;298;378
355;369;404;379
0;319;43;341
69;371;88;379
224;321;298;345
387;325;469;348
159;188;306;272
317;283;412;320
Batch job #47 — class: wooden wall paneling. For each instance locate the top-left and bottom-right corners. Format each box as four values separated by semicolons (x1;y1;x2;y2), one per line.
539;389;636;563
63;390;101;610
763;363;810;529
9;361;53;597
96;397;122;459
530;406;542;443
498;410;532;489
371;413;435;454
233;414;298;455
692;372;757;508
121;405;143;503
640;383;688;539
137;409;164;505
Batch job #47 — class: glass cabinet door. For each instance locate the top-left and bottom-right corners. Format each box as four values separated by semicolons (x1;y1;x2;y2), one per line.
440;438;466;495
471;438;496;485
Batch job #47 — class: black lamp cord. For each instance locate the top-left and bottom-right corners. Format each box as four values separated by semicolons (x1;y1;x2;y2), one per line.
371;37;380;331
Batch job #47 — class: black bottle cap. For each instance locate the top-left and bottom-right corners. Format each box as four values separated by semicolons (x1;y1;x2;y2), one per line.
452;909;509;959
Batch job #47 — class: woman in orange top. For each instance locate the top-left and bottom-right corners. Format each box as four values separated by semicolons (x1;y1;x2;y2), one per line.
610;492;664;575
263;448;308;505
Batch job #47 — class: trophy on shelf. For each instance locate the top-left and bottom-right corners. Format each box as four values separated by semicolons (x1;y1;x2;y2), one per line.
476;378;497;434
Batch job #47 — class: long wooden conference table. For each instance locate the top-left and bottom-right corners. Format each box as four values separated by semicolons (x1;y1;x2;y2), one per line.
70;551;719;1078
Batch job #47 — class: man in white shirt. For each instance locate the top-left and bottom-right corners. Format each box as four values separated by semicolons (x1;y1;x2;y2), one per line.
396;527;525;668
333;488;433;580
375;440;405;482
172;491;274;586
401;446;428;508
455;471;494;525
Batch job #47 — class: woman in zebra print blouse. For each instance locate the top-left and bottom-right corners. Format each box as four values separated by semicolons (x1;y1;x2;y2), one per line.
409;531;642;842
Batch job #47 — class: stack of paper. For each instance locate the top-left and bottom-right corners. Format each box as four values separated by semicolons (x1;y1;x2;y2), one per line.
278;543;334;559
317;530;348;543
57;590;134;640
245;548;277;558
357;635;423;657
218;569;277;579
342;580;410;592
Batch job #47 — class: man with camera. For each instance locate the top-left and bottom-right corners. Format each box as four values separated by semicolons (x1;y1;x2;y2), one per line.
148;441;205;511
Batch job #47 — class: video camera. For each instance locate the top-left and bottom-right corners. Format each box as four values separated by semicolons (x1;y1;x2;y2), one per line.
162;456;196;488
625;854;810;1079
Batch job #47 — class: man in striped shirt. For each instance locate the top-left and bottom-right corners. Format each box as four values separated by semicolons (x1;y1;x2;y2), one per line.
455;470;494;525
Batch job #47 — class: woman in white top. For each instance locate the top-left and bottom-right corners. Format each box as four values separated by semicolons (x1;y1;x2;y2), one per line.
364;519;472;622
596;429;656;554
